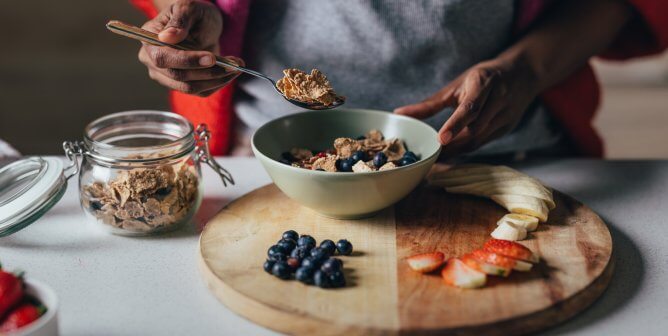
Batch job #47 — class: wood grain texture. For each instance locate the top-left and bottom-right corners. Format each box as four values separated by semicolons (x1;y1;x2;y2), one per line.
199;180;613;335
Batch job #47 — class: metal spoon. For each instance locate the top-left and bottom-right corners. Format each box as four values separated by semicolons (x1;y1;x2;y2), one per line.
106;20;344;110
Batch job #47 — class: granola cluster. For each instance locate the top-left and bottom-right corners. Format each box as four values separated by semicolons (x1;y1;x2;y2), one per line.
280;130;418;173
276;68;345;106
81;163;199;233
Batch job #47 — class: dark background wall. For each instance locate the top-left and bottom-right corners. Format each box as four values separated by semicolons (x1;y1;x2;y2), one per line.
0;1;168;155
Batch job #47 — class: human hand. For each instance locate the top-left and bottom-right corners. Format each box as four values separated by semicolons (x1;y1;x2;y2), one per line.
394;57;539;157
138;0;243;96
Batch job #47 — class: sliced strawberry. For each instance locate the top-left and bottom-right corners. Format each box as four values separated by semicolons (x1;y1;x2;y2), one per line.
483;239;539;263
406;252;445;273
461;252;513;277
441;258;486;289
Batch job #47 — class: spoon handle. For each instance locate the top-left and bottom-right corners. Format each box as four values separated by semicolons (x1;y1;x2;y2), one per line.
106;20;272;82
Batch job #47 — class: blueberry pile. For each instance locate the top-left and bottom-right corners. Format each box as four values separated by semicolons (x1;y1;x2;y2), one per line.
263;230;354;288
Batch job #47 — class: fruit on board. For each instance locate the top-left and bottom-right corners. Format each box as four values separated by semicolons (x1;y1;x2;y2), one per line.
497;213;540;232
483;239;539;263
441;258;487;289
491;221;528;241
406;252;445;273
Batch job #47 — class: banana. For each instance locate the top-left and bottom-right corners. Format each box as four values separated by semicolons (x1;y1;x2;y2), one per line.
491;194;549;222
491;221;527;241
446;179;555;210
497;213;540;231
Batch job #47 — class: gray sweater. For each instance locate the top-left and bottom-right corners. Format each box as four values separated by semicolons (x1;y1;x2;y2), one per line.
234;0;563;155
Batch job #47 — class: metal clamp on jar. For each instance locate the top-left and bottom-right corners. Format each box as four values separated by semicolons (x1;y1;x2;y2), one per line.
0;111;233;237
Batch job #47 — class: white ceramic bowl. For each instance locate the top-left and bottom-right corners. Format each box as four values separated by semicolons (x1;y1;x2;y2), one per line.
252;109;441;218
7;279;59;336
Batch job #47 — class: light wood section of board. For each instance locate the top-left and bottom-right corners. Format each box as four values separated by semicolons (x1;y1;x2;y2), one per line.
199;185;399;335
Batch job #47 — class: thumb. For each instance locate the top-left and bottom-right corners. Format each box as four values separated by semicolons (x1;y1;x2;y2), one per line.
394;84;458;119
158;3;195;44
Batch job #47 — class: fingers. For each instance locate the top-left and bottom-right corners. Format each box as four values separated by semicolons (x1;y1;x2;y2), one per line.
438;70;495;145
158;1;197;43
439;112;512;158
394;84;458;119
148;68;238;96
139;44;216;69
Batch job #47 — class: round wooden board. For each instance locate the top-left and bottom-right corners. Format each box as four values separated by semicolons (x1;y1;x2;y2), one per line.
199;178;614;335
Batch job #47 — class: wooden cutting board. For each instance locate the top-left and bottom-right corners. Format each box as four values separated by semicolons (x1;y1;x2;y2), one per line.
199;176;613;335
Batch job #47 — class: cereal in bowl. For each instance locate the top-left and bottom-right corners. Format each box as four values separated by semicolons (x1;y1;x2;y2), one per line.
279;130;420;172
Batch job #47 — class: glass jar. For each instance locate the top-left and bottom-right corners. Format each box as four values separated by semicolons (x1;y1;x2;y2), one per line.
62;111;233;236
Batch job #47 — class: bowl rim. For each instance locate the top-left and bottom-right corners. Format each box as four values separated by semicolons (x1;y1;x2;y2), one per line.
251;108;442;176
12;278;58;336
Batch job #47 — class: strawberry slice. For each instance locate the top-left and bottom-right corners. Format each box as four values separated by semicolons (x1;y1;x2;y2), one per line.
406;252;445;273
483;239;539;263
461;251;513;277
441;258;486;289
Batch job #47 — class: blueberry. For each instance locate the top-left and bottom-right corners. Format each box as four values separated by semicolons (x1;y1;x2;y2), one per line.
328;271;346;288
287;257;301;271
267;245;287;259
269;253;288;262
272;261;291;280
297;235;316;248
337;158;354;172
282;230;299;241
373;152;387;168
356;135;366;140
290;246;310;260
336;239;353;256
263;260;275;274
279;158;291;165
321;258;343;274
316;168;325;171
403;151;418;161
350;150;367;163
310;247;330;261
301;256;323;269
313;270;330;288
277;238;296;252
295;266;315;284
399;157;417;167
319;239;337;255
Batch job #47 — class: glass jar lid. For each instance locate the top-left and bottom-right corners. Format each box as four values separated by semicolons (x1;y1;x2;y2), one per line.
0;157;67;237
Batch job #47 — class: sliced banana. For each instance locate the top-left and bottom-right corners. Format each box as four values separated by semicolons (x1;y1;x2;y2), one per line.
491;195;549;222
498;213;540;231
513;259;533;272
446;179;555;210
491;221;527;241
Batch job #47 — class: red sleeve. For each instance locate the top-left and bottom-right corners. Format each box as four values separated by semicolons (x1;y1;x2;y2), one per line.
129;0;159;19
600;0;668;59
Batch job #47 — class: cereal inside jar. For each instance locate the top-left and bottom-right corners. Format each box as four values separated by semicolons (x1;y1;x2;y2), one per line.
70;111;232;236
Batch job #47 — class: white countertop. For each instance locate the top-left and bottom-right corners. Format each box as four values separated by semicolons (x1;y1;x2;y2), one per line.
1;158;667;335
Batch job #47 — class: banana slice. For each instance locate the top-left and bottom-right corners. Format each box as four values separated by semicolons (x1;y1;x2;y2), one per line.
497;213;540;231
513;259;533;272
491;195;549;222
491;221;527;241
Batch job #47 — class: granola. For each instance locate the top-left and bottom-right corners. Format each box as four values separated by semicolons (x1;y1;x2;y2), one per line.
276;68;345;106
81;162;199;233
279;129;420;173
